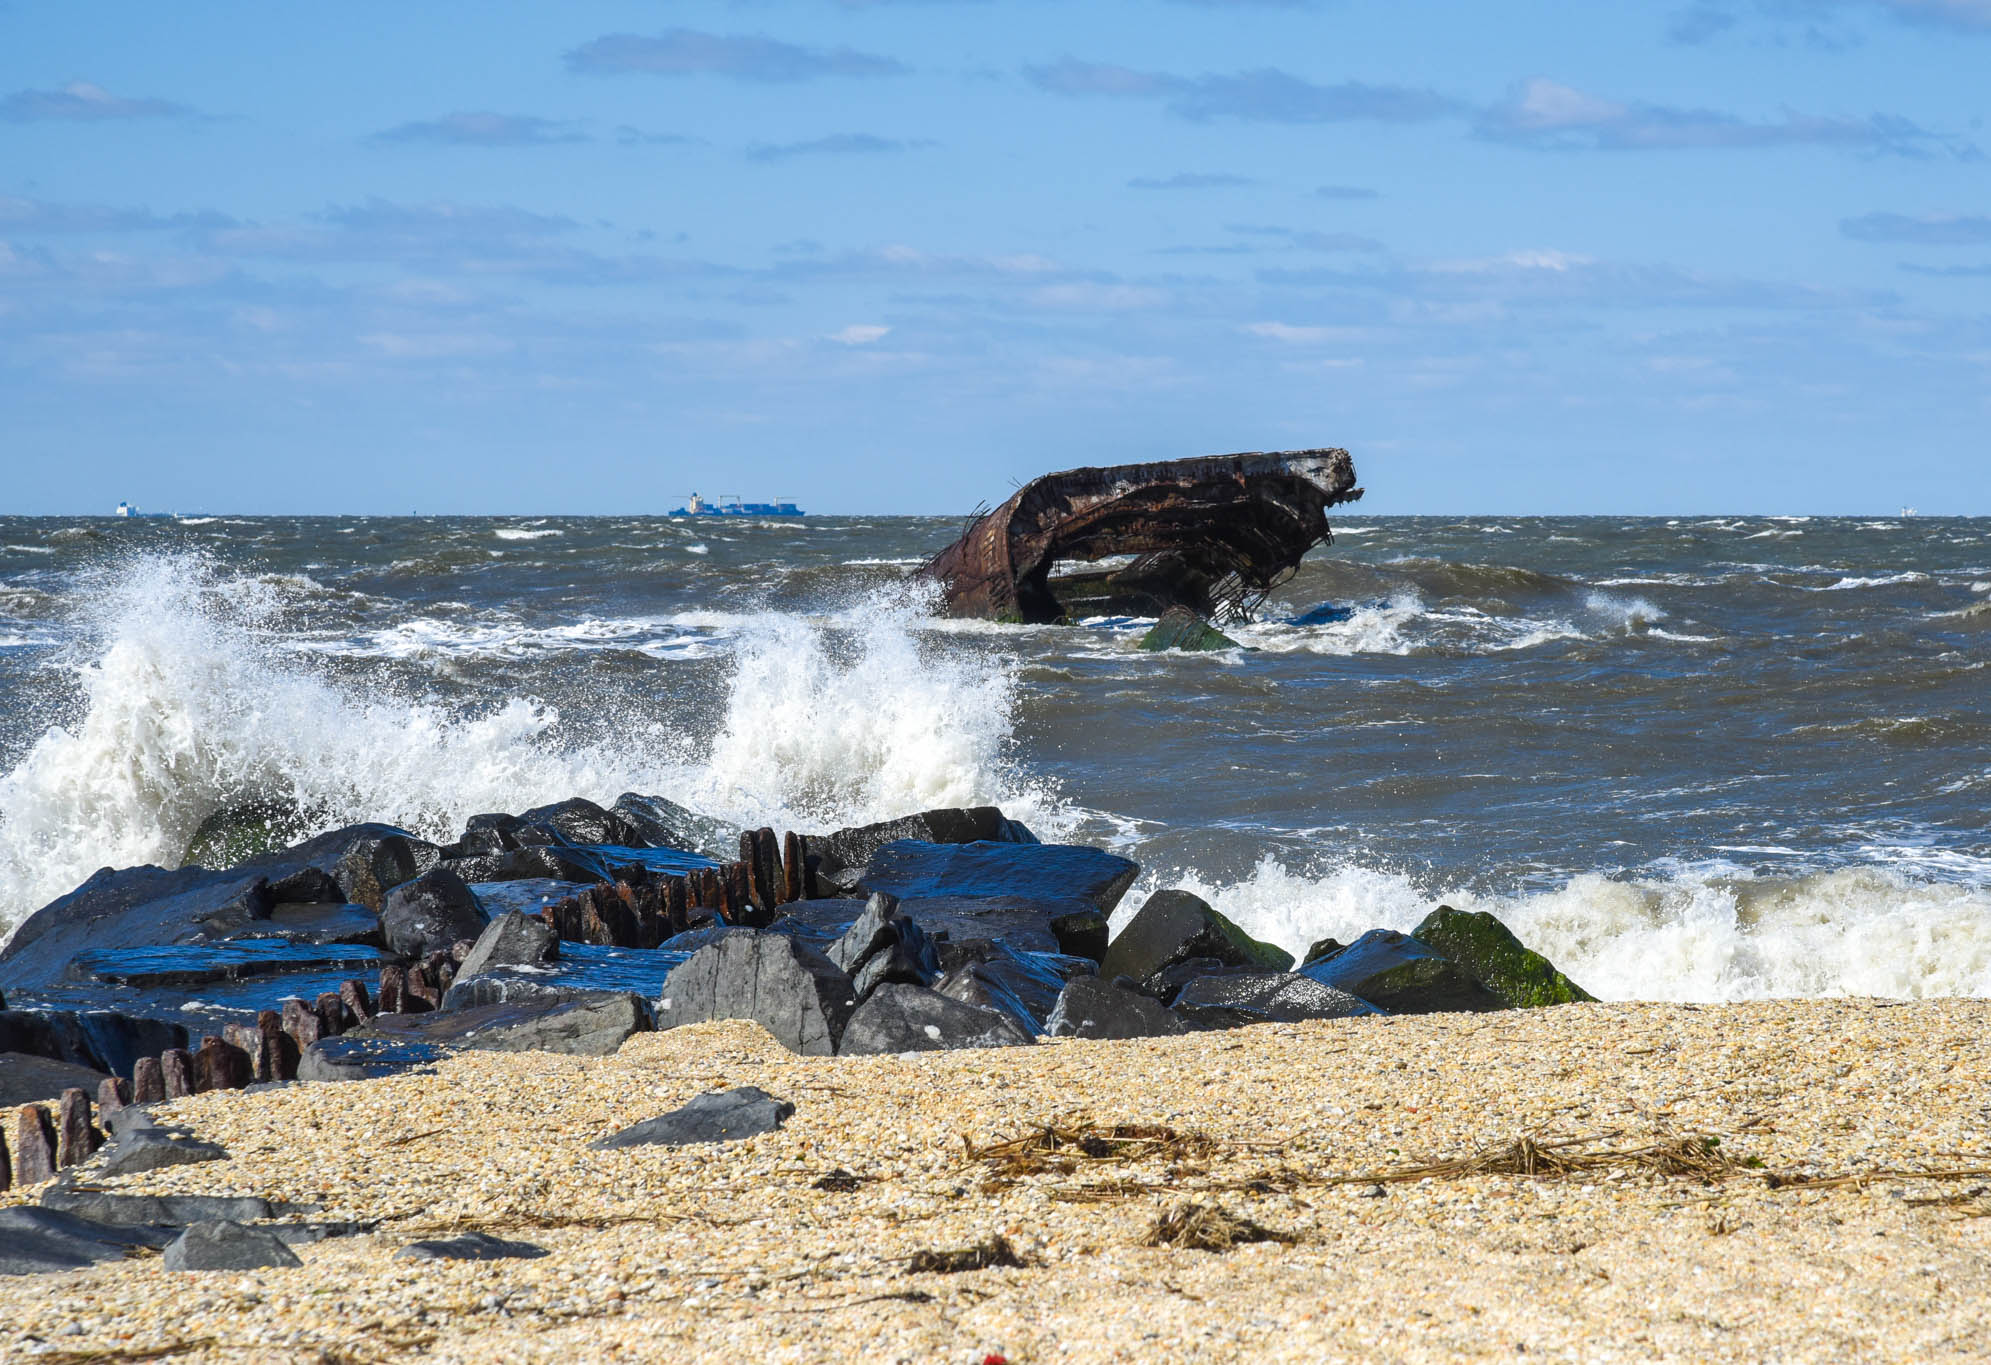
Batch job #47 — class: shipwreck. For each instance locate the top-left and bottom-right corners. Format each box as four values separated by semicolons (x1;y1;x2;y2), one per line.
916;448;1362;625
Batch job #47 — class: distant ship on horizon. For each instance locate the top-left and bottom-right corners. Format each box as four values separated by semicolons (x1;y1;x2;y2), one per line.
669;492;804;517
113;501;172;519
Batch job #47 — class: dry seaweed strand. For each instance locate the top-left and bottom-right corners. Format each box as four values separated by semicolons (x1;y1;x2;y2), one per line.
1142;1202;1297;1252
902;1235;1030;1274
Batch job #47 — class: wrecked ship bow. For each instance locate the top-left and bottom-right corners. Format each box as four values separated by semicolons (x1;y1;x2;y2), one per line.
916;448;1362;624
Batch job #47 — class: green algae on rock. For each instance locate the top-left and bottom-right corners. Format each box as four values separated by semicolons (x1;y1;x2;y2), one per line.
1412;905;1596;1008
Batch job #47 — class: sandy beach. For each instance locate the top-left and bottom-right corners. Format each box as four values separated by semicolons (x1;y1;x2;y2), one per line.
4;999;1987;1363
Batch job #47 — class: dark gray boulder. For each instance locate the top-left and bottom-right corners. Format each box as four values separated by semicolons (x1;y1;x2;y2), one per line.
398;1231;550;1261
1099;889;1293;985
837;982;1035;1055
379;868;488;960
858;840;1137;918
591;1086;794;1149
1137;955;1251;1006
333;831;444;912
657;923;753;954
1409;906;1595;1008
96;1126;229;1176
0;1052;110;1108
1045;976;1187;1040
0;1205;173;1275
162;1220;303;1271
895;895;1109;961
455;910;558;980
1171;972;1381;1030
360;993;649;1057
297;1035;449;1083
809;807;1038;892
223;901;383;948
516;796;637;847
932;940;1092;1034
611;792;738;860
42;1185;272;1227
827;894;941;1001
1296;928;1507;1014
656;931;857;1056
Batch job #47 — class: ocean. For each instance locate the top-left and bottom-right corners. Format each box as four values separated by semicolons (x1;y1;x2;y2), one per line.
0;512;1985;1002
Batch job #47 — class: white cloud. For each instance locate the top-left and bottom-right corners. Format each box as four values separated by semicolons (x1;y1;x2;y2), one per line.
828;323;891;344
1242;321;1334;342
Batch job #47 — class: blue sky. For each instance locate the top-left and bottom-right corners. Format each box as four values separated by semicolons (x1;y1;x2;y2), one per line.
2;1;1987;515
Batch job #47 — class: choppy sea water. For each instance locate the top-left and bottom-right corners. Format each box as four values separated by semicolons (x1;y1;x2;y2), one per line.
0;513;1986;1002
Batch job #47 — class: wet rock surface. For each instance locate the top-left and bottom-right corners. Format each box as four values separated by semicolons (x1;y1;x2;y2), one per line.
296;1036;449;1084
858;840;1139;918
1297;929;1507;1014
379;869;488;960
1411;906;1596;1008
456;910;559;980
1100;889;1294;985
1045;975;1186;1040
1171;971;1381;1029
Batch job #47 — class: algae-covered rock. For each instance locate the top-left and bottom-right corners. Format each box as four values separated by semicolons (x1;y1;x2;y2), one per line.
1138;607;1238;653
1411;905;1595;1008
1101;889;1293;984
182;801;299;870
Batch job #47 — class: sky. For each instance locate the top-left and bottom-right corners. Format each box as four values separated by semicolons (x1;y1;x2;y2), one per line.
2;1;1988;515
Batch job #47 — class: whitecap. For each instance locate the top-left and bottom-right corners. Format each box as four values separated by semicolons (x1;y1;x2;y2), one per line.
494;528;562;541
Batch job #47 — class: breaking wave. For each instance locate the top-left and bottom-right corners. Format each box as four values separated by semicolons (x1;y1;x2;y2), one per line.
1125;857;1991;1002
0;556;1036;937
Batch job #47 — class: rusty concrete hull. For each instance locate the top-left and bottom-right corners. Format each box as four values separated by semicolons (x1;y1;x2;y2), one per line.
917;448;1362;624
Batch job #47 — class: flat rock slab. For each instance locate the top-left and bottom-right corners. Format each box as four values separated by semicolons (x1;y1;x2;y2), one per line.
297;1035;450;1083
223;902;384;948
163;1220;303;1271
96;1129;230;1176
41;1186;273;1227
895;895;1108;960
857;840;1139;917
65;940;389;990
398;1231;550;1262
359;993;650;1057
1171;972;1381;1029
0;1205;173;1275
0;1051;111;1107
440;944;689;1011
591;1086;794;1149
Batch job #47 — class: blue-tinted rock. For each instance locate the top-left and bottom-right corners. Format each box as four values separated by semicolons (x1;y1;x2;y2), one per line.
837;982;1035;1055
1045;976;1187;1040
1296;929;1507;1014
809;807;1038;891
66;941;388;990
223;901;383;948
333;832;444;912
162;1220;302;1271
932;940;1092;1034
591;1086;794;1148
468;878;587;919
858;840;1138;920
1171;972;1380;1030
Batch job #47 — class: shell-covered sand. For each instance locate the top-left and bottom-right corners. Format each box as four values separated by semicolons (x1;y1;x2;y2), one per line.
4;1000;1989;1363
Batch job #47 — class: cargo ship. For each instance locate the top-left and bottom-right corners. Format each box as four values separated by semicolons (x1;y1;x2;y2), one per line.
668;492;804;517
